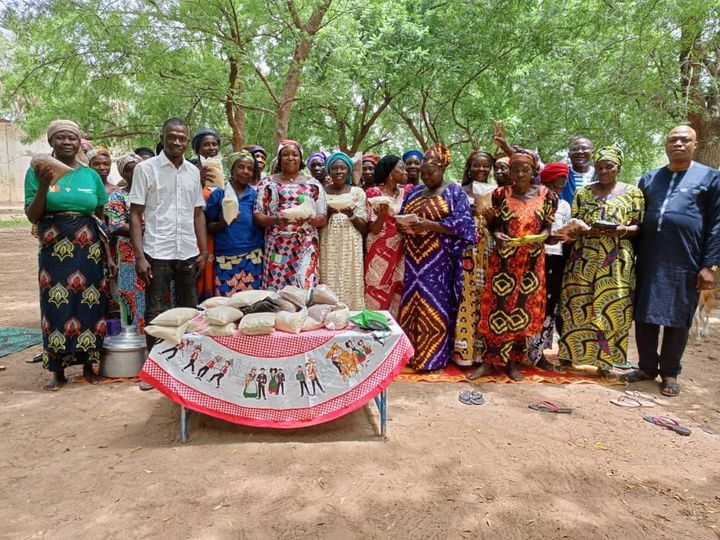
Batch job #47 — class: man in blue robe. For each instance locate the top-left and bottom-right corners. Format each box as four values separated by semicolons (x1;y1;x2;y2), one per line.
623;125;720;396
560;136;596;204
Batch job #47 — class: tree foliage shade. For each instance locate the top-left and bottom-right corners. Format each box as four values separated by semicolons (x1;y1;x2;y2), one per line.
1;0;718;179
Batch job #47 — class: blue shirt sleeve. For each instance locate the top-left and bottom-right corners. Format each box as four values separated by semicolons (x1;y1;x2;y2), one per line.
205;187;224;221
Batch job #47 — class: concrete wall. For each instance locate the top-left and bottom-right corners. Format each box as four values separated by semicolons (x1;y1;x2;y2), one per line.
0;120;47;204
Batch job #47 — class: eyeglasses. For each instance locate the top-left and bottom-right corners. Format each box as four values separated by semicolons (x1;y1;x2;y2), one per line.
570;145;592;152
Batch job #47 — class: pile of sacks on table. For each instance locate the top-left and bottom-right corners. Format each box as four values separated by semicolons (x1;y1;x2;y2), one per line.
144;285;349;344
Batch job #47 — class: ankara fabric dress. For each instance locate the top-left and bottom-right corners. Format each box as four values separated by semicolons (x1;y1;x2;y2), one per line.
479;186;557;365
557;184;644;367
320;187;367;310
398;183;475;371
634;163;720;328
256;176;327;290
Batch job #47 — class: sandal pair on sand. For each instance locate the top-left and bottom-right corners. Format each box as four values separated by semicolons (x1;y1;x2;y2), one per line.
643;415;692;436
610;390;668;408
528;400;572;414
458;390;485;405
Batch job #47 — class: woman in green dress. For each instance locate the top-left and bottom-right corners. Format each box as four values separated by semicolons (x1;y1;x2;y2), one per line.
557;146;644;378
25;120;117;390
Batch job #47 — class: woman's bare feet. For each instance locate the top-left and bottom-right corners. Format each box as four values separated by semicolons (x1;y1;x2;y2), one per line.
83;363;102;385
43;370;68;391
507;361;525;381
467;363;495;380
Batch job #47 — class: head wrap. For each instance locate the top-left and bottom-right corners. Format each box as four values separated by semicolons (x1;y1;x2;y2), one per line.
362;152;380;166
495;156;510;166
244;144;267;158
402;149;423;163
307;151;327;166
509;148;539;170
191;128;221;156
462;150;496;184
373;155;401;186
593;145;624;167
226;150;259;183
325;151;354;184
423;142;451;169
86;145;111;164
276;139;304;171
539;162;569;184
47;120;82;144
134;147;155;158
116;153;142;177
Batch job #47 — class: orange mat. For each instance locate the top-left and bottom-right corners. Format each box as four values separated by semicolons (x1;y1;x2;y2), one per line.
396;360;624;386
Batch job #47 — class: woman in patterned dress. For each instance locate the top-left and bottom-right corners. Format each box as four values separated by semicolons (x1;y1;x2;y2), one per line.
205;151;264;295
452;150;496;366
364;155;411;318
25;120;117;390
319;151;367;309
557;146;644;378
105;153;146;331
470;150;558;381
398;143;476;372
253;140;327;290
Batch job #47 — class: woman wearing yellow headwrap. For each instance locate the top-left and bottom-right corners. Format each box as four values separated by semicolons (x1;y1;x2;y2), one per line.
398;142;476;371
557;145;644;377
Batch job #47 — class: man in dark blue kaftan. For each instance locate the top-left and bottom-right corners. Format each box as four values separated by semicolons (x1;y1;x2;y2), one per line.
624;126;720;397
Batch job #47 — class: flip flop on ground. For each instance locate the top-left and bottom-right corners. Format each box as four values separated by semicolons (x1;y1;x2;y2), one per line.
528;400;572;414
643;415;691;436
660;379;681;397
610;395;656;408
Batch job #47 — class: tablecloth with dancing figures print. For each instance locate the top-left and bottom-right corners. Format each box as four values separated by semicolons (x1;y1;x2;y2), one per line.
139;312;413;429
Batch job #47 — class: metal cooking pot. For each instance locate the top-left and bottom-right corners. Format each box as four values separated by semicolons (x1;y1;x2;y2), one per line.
101;325;147;378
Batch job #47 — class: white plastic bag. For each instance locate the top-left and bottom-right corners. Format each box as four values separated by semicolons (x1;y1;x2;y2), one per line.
222;182;239;224
201;155;225;189
280;194;316;221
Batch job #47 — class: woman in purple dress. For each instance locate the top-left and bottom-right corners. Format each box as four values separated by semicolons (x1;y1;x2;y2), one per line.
398;143;476;371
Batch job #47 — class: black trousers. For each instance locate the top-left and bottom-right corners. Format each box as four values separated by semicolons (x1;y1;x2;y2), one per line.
144;254;198;351
635;321;689;378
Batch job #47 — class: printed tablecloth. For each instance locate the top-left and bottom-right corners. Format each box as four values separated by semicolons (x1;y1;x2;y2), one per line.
139;313;413;428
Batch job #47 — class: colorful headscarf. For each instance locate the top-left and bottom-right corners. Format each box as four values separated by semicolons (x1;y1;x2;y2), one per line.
116;153;142;177
191;128;221;156
362;152;380;165
325;151;354;184
509;148;538;170
423;142;451;169
593;145;624;167
462;149;496;184
307;151;327;166
495;156;510;166
373;155;401;186
244;144;267;158
539;162;569;184
402;149;423;163
226;150;259;183
86;145;112;164
47;120;82;144
276;139;304;172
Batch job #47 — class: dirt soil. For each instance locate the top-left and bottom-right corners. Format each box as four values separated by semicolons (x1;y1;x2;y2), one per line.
1;226;719;539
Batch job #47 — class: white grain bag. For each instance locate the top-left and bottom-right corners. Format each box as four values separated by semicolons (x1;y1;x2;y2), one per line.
202;323;236;337
150;308;199;327
307;304;334;323
222;182;239;224
204;306;244;325
279;285;310;308
200;155;225;189
145;321;190;345
301;317;323;332
309;285;339;306
280;194;316;221
275;308;308;335
324;304;350;330
229;290;277;309
239;313;276;336
199;296;232;309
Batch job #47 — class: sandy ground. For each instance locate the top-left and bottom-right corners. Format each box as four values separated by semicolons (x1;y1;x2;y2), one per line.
1;226;719;539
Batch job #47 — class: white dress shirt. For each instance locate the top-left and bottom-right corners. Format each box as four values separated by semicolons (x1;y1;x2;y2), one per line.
129;151;205;260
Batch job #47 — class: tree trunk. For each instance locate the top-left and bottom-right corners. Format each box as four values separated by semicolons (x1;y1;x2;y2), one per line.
690;115;720;168
225;56;246;151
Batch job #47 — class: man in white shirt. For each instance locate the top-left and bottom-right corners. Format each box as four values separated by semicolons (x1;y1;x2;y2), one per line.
560;136;595;204
129;118;208;357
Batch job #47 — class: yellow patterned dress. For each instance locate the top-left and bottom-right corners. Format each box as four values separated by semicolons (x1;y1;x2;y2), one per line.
557;183;644;367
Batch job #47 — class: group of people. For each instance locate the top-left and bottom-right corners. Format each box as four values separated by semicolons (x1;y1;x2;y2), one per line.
26;117;719;399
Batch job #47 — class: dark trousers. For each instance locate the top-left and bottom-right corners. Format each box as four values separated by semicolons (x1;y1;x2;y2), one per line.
635;321;689;378
144;254;198;351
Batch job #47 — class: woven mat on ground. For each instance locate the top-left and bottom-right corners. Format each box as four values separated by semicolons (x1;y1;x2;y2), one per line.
0;327;42;358
396;360;624;386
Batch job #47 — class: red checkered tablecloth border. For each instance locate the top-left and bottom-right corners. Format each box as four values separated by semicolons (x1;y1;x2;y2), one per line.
209;328;335;358
140;334;413;429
